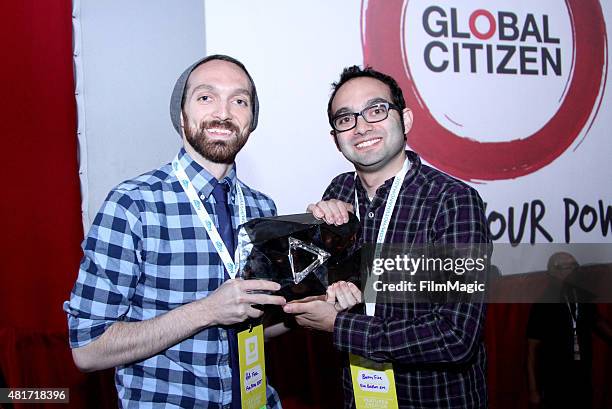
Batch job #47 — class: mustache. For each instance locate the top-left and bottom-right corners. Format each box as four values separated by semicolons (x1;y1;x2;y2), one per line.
198;120;240;135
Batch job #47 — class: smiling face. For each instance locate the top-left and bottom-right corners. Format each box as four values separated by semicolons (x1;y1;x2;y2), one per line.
181;59;254;164
330;77;412;173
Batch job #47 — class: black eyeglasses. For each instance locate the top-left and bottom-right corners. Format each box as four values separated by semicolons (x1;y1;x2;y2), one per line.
331;101;400;133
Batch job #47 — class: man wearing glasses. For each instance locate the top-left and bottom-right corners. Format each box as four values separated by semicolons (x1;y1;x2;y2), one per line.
284;66;489;408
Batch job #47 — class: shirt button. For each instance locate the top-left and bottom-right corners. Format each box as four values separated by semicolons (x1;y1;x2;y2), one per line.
368;212;375;218
200;194;206;200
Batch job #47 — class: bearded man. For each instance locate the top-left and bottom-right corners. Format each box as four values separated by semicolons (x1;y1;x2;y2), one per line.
64;55;286;408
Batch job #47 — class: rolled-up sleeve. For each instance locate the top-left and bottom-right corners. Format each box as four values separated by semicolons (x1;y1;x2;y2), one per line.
63;189;143;348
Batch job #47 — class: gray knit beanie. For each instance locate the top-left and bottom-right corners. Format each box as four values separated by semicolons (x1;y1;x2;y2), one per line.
169;54;259;136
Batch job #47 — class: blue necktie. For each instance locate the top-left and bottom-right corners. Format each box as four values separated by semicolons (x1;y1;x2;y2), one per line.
211;180;241;409
211;181;235;261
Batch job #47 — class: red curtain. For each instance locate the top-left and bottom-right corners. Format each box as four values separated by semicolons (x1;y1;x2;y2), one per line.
0;0;80;335
0;1;116;408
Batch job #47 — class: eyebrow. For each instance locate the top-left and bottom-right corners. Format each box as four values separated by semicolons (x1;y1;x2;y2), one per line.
187;84;213;98
333;97;390;116
187;84;252;100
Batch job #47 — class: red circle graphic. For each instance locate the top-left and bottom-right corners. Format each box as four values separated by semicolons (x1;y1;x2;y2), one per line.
361;0;608;181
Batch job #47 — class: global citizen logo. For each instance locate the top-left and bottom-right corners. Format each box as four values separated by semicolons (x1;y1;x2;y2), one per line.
362;0;607;181
422;6;562;76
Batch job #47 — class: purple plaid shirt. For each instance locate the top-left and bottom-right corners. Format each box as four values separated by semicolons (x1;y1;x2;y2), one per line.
323;151;489;409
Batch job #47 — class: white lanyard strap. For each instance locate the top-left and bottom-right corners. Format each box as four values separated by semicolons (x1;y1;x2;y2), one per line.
172;156;246;279
355;158;410;316
566;298;579;331
565;294;581;360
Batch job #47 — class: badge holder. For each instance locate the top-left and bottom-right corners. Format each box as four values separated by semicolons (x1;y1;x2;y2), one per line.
238;324;267;409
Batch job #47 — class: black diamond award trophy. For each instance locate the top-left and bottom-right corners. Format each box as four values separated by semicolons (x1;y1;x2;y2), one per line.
237;213;361;301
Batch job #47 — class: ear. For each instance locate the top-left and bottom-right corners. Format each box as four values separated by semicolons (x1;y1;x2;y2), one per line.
402;108;413;135
180;112;187;138
330;130;341;151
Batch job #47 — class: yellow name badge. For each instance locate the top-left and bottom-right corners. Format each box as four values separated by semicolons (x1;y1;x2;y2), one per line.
349;353;399;409
238;324;267;409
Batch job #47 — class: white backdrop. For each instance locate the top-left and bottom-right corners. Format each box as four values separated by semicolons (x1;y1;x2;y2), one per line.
78;1;612;257
76;0;203;227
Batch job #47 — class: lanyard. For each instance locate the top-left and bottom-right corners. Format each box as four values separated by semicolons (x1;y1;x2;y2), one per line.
565;296;579;331
172;156;247;279
565;293;581;360
355;158;410;316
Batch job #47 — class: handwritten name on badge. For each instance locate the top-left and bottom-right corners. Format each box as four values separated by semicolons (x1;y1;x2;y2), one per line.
244;365;263;392
358;370;390;393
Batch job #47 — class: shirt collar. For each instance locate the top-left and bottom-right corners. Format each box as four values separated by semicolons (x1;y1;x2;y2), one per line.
355;151;420;200
177;148;238;200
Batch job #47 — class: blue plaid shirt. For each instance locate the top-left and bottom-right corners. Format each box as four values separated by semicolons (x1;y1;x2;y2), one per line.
64;148;282;409
324;151;489;409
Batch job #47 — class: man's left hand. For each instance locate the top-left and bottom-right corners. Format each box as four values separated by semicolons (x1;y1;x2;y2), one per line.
283;299;338;332
283;281;362;332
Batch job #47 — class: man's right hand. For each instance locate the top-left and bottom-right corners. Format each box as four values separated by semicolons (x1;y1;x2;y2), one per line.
201;279;285;326
306;199;354;225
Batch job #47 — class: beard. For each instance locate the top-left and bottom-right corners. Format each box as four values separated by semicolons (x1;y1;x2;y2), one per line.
184;118;250;164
